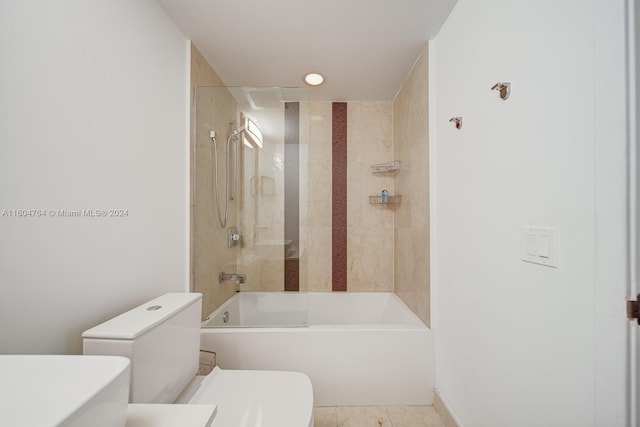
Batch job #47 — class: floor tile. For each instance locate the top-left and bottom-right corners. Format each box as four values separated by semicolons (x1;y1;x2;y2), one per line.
385;406;445;427
314;407;338;427
336;406;393;427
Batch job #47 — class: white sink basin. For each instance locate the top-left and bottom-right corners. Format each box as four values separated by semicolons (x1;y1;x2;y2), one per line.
0;355;130;427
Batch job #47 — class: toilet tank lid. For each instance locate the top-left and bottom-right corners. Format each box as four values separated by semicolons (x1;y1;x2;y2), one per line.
82;293;202;340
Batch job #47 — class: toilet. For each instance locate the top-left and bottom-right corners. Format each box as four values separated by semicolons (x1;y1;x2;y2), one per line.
82;293;313;427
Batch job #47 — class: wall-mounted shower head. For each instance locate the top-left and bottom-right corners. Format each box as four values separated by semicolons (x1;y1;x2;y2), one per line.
229;125;246;139
234;116;263;148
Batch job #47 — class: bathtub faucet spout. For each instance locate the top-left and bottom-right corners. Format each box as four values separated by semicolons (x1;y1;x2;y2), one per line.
219;272;246;284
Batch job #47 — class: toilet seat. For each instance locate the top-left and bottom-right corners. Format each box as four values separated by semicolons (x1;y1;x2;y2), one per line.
187;367;314;427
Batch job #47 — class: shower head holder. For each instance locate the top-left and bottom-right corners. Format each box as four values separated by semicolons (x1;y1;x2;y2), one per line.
491;82;511;100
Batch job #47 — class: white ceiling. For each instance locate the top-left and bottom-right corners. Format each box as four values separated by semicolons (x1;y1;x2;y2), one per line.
156;0;457;101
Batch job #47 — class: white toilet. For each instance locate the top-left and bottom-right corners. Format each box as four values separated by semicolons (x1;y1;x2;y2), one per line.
82;293;314;427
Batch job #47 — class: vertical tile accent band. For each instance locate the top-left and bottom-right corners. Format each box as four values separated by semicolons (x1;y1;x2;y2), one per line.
332;102;348;291
284;102;300;291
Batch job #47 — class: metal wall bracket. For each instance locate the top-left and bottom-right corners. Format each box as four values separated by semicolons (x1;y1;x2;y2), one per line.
449;117;463;129
627;294;640;324
491;82;511;100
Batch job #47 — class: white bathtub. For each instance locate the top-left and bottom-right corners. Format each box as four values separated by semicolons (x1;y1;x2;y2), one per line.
200;292;434;406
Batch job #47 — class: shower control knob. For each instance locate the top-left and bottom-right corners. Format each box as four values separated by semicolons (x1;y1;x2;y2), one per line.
227;226;241;248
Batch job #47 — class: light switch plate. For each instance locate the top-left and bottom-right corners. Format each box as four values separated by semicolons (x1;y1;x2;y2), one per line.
522;226;558;268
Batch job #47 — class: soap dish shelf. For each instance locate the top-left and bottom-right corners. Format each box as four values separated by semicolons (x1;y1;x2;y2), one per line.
369;195;402;205
370;161;401;174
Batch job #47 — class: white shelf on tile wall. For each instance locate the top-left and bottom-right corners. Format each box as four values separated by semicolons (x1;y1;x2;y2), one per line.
370;160;401;174
369;195;402;205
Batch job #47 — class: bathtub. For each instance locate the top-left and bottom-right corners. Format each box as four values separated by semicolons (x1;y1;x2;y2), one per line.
200;292;434;406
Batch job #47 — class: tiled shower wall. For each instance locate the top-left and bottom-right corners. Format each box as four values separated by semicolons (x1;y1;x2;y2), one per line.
299;102;332;292
190;45;238;318
300;101;395;292
191;46;430;324
393;45;431;326
346;102;395;291
300;49;430;318
299;93;429;320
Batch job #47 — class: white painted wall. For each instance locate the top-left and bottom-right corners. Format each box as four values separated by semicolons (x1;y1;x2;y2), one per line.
431;0;628;425
0;1;189;355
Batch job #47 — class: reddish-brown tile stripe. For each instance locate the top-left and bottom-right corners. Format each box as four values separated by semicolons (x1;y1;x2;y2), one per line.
284;102;300;291
332;102;348;291
284;259;299;292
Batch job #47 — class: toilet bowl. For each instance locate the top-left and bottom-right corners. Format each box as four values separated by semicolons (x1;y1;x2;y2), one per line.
82;293;313;427
181;366;313;426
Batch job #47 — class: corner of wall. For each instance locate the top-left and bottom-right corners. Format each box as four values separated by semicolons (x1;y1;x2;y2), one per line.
186;39;194;293
391;42;431;327
434;387;462;427
427;39;437;331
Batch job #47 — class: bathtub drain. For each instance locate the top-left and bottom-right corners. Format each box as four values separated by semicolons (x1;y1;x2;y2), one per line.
222;311;229;323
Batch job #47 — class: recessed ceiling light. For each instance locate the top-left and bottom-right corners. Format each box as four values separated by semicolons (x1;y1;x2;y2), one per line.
304;72;324;86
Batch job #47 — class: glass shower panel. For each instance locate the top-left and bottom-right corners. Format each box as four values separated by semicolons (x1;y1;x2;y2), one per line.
193;86;308;327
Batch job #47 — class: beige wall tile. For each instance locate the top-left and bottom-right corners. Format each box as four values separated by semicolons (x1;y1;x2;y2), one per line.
347;102;394;292
298;102;310;292
347;203;394;291
394;227;430;322
301;102;332;292
190;46;238;318
303;226;333;292
191;44;225;87
301;101;398;293
393;44;431;325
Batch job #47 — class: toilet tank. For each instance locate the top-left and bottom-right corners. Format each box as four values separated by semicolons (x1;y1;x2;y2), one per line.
82;293;202;404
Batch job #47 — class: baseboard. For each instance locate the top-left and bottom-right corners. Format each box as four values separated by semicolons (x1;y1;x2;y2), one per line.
433;387;461;427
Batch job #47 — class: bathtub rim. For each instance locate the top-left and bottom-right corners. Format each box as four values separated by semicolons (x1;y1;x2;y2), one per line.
201;291;429;331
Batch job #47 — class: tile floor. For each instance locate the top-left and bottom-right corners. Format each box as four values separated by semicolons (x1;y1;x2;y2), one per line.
314;406;445;427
